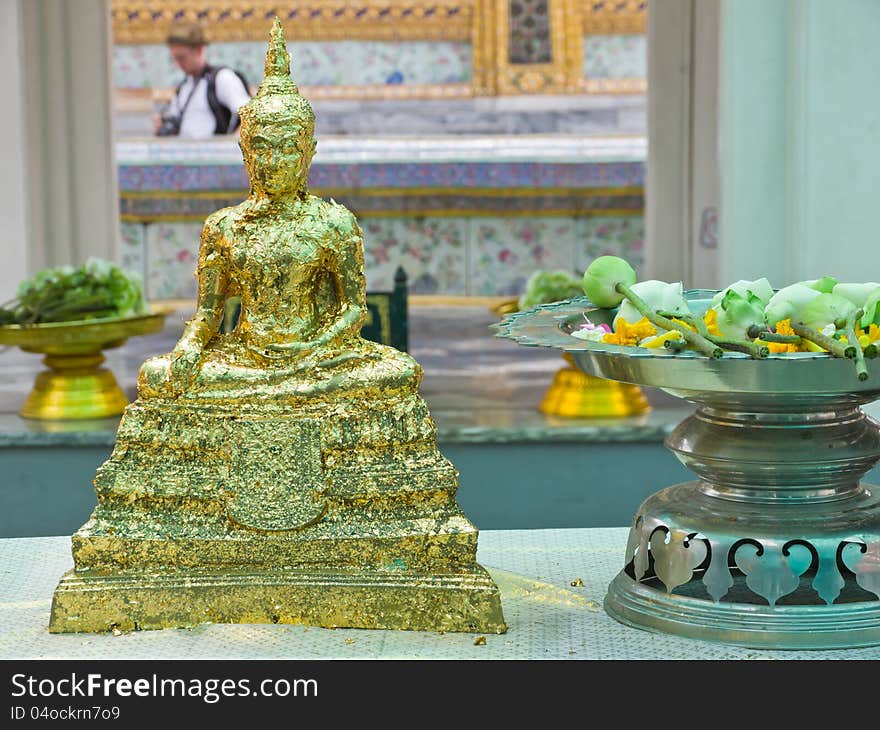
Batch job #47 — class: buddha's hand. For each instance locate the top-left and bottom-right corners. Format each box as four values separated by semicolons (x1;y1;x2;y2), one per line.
264;340;318;357
167;343;203;394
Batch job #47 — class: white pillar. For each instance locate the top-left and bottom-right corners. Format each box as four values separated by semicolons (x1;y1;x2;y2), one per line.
0;0;30;300
0;0;118;301
644;0;721;290
719;0;880;286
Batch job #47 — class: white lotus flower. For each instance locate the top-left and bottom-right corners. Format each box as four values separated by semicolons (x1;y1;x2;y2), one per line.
764;283;822;326
614;280;688;329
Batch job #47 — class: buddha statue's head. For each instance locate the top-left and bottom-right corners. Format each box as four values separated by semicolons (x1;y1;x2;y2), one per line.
239;19;316;199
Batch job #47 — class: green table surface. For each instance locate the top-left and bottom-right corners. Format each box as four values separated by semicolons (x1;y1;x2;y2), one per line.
3;528;880;660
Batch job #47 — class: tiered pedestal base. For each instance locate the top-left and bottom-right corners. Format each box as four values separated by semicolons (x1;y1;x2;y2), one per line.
49;394;506;634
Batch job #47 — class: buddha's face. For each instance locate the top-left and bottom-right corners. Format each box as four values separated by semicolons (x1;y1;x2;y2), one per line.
240;121;316;198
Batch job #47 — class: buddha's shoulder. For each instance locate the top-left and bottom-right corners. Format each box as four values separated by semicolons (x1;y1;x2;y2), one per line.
202;205;245;234
303;195;359;236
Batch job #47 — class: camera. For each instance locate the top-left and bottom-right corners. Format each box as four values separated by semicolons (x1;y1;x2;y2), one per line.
156;113;182;137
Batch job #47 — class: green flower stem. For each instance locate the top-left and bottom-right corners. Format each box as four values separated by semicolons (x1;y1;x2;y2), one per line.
616;283;723;358
790;322;855;359
656;310;710;337
655;309;767;358
746;325;803;344
712;339;770;358
845;310;869;381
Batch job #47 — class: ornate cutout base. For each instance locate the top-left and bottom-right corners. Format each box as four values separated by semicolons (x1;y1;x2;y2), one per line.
606;481;880;649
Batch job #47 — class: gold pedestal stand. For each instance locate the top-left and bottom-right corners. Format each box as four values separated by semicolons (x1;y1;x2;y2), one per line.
540;353;651;418
21;353;129;420
0;311;167;421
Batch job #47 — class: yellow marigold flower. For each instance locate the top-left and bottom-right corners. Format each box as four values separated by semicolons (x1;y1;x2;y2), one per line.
775;319;796;336
855;324;880;348
703;308;722;336
762;318;802;353
602;317;658;346
671;318;696;332
642;330;685;349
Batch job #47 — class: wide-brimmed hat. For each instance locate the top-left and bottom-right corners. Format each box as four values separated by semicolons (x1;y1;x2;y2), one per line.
166;20;207;47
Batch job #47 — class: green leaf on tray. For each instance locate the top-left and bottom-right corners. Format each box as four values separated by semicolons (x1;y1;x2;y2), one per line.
0;258;146;325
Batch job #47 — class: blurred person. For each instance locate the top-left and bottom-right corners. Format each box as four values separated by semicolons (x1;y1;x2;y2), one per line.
154;21;252;138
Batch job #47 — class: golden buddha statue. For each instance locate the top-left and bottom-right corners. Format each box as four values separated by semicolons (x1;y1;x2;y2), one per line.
49;19;506;634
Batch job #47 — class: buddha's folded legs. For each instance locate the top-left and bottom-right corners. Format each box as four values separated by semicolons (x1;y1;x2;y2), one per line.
138;339;421;401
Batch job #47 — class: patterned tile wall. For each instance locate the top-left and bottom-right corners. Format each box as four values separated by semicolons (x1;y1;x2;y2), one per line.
469;218;577;297
114;40;474;89
583;34;646;79
144;223;202;300
128;215;644;300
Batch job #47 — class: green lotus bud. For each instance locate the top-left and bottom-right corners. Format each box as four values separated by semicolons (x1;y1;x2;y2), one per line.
614;280;688;328
800;293;858;330
832;282;880;328
804;276;838;294
582;256;637;308
711;277;774;309
764;283;822;326
712;289;765;340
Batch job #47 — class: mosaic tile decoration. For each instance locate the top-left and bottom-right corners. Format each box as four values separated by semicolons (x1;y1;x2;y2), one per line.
117;161;646;194
113;40;473;89
119;193;644;220
583;34;646;79
508;0;553;64
8;529;873;659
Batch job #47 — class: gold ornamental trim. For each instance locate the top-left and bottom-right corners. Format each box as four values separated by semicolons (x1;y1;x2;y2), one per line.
111;0;473;43
121;207;643;222
473;0;584;95
111;0;644;44
120;187;644;200
582;77;647;94
581;0;646;35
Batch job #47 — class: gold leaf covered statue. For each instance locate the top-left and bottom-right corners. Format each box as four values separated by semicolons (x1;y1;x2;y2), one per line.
49;19;506;634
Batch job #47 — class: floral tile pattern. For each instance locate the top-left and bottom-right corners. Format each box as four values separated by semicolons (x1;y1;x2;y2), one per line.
136;214;644;300
119;222;146;289
114;41;473;89
144;223;201;300
583;34;646;79
575;215;645;278
468;218;577;297
361;217;468;295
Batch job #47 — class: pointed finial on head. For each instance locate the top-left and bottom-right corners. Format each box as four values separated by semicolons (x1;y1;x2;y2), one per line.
265;16;290;78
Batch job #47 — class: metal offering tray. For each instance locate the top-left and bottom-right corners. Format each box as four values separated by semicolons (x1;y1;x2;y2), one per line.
495;291;880;649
